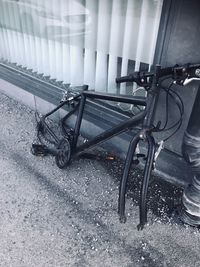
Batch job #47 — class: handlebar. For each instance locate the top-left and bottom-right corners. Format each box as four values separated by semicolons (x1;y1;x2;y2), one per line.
116;63;200;86
116;74;139;84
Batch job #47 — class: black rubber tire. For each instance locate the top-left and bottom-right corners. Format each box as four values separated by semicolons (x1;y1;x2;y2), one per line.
55;138;71;169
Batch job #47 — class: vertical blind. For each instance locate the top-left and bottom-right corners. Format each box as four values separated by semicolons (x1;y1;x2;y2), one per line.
0;0;163;95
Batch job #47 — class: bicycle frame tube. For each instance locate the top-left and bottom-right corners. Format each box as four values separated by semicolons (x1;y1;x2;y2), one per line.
142;65;161;128
39;99;80;145
43;99;72;118
74;110;146;156
72;94;86;152
83;91;147;106
142;88;159;128
43;94;81;118
71;91;147;154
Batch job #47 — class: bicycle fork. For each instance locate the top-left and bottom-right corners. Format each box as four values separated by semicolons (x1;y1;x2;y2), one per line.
118;65;160;229
118;130;156;230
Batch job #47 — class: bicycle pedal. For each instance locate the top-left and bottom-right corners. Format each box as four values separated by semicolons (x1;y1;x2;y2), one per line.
31;144;49;156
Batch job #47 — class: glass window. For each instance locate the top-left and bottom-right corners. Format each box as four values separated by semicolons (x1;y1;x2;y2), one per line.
0;0;163;102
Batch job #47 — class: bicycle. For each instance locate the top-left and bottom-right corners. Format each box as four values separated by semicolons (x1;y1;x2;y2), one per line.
31;63;200;230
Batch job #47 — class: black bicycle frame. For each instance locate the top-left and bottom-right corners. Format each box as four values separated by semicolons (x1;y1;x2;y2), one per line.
71;91;147;155
38;65;162;230
34;63;200;229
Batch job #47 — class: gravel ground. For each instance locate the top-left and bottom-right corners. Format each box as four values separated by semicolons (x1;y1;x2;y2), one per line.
0;92;200;267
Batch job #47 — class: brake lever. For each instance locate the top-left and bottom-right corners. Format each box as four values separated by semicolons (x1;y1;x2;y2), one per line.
179;65;200;85
183;77;200;86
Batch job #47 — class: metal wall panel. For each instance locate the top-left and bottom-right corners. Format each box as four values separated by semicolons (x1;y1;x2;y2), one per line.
155;0;200;155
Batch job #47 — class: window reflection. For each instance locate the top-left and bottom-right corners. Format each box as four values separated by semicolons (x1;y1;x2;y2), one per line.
0;0;163;94
0;0;91;39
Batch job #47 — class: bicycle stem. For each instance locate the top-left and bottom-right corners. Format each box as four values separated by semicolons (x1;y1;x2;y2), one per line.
143;65;161;129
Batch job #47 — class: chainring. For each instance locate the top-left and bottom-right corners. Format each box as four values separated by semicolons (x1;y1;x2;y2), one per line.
55;138;71;169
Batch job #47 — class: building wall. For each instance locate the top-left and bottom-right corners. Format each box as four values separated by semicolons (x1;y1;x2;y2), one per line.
155;0;200;155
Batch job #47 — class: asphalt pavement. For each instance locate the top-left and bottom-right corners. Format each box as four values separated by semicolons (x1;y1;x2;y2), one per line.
0;92;200;267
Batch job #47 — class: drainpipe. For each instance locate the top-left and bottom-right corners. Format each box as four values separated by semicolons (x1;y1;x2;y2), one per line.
181;85;200;226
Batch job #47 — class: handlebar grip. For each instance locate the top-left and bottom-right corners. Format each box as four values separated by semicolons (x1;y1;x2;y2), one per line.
115;74;136;83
